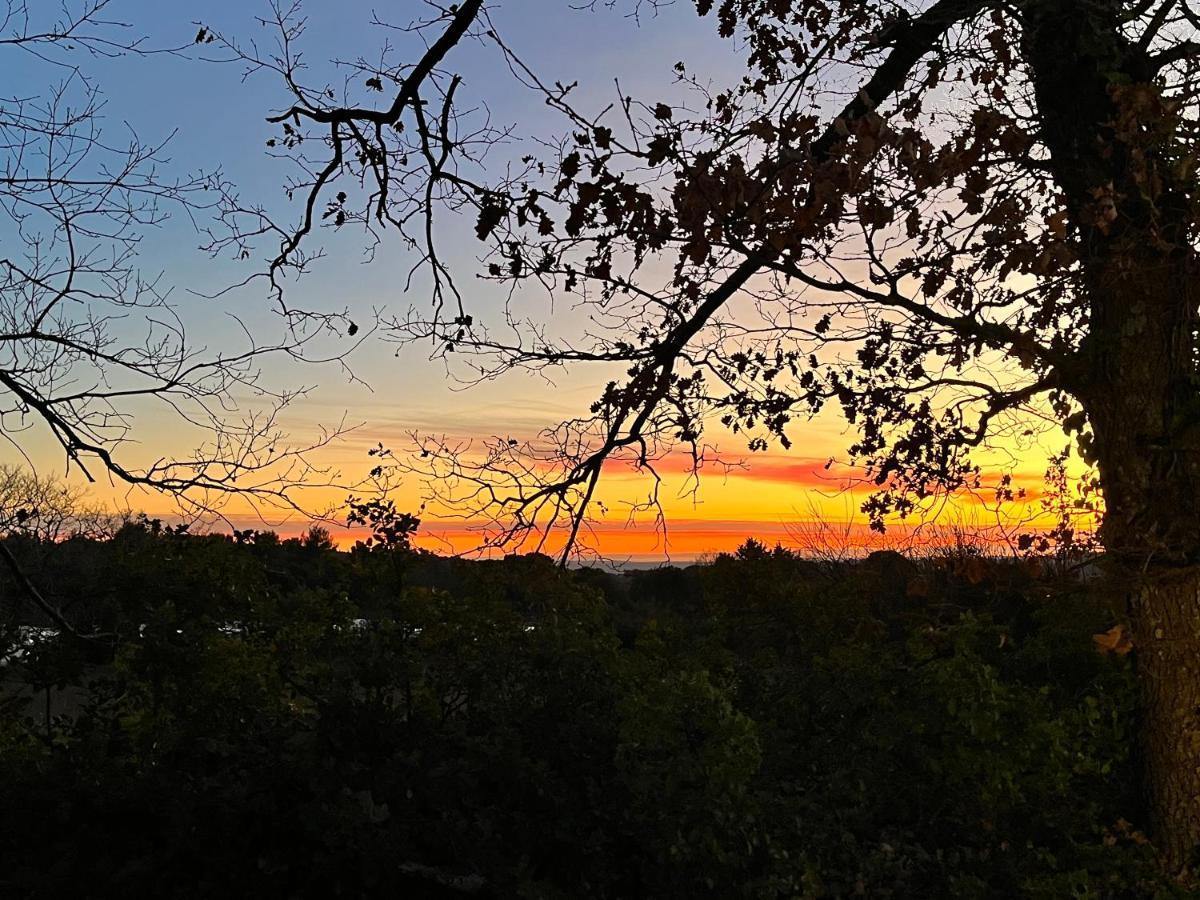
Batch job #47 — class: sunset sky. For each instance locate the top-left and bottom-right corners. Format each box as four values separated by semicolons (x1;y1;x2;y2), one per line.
2;0;1074;560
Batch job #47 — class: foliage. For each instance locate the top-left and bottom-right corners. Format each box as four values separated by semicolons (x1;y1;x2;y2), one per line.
216;0;1200;566
0;531;1172;898
195;0;1200;864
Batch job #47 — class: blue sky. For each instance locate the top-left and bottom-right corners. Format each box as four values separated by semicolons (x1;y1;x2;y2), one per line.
0;2;1065;555
1;1;782;531
2;4;732;440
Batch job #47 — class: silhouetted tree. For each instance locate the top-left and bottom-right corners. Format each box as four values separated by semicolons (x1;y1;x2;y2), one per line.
0;1;345;521
239;0;1200;868
0;533;1158;895
0;464;111;541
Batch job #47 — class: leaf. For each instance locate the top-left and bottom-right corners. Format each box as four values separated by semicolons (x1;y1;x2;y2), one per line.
653;103;673;121
557;151;582;186
1093;624;1133;656
646;135;674;166
475;200;505;241
365;76;383;92
1046;209;1069;239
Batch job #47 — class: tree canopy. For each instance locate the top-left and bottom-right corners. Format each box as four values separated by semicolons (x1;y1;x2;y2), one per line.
212;0;1200;868
10;0;1200;879
211;1;1192;558
0;524;1156;897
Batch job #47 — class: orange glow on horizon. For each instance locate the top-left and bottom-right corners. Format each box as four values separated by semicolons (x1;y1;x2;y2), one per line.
57;405;1087;561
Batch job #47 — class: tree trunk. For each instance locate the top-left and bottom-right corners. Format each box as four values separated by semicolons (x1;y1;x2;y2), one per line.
1131;568;1200;873
1022;1;1200;871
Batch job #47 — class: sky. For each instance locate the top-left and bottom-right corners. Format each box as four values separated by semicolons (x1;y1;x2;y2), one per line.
0;0;1075;560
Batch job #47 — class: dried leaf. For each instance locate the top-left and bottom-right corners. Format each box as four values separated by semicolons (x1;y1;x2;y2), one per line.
1093;624;1133;656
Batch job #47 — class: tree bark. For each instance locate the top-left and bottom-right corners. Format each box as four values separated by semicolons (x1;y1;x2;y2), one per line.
1131;568;1200;873
1022;2;1200;870
1086;256;1200;873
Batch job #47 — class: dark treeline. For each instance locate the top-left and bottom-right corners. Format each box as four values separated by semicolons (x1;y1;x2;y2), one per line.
0;521;1170;897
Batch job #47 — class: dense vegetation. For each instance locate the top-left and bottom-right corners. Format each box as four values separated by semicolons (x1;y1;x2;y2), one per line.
0;523;1173;897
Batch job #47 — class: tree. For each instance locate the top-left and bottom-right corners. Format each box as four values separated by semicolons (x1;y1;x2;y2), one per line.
0;1;345;522
235;0;1200;870
0;463;111;541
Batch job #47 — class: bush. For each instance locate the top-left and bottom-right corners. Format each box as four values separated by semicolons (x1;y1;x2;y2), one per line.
0;534;1171;897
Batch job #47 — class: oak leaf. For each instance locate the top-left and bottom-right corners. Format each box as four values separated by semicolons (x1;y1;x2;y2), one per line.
1092;624;1133;656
